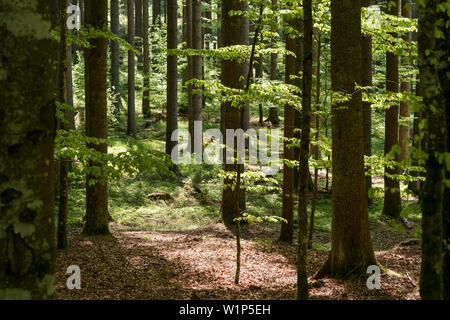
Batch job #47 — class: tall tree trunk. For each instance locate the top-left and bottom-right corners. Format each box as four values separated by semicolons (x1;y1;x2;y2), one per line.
383;0;402;218
191;0;203;161
166;0;178;157
127;0;136;136
204;0;212;50
308;33;321;249
362;0;373;205
187;0;194;153
111;0;121;116
142;0;151;117
57;0;69;250
0;0;56;299
221;0;249;226
267;0;279;125
297;0;312;300
418;0;448;300
316;0;376;279
280;17;301;243
83;0;110;235
399;0;411;162
136;0;144;66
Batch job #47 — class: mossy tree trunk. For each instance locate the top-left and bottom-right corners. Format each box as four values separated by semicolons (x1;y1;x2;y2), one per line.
317;0;377;279
418;0;449;300
83;0;110;235
0;0;56;299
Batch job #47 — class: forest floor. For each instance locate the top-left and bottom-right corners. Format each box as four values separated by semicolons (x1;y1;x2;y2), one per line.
56;111;423;300
54;220;421;300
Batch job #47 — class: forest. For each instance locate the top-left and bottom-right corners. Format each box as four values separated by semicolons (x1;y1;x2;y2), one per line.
0;0;449;302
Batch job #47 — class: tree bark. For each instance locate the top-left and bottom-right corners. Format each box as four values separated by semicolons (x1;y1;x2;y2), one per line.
83;0;110;235
111;0;121;116
153;0;161;25
221;0;249;226
166;0;178;156
280;16;301;243
317;0;376;278
136;0;144;66
267;0;279;125
0;0;56;299
383;0;402;218
191;0;203;160
142;0;151;117
418;0;448;300
362;0;373;205
297;0;312;300
127;0;136;136
399;0;411;162
57;0;69;250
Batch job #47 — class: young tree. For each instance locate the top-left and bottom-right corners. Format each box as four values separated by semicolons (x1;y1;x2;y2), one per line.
111;0;121;116
0;0;56;299
316;0;376;278
221;0;249;225
383;0;402;218
83;0;110;235
417;0;449;300
166;0;178;156
127;0;136;136
143;0;151;117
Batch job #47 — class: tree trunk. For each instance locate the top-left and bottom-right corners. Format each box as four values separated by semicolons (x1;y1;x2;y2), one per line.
0;0;56;299
316;0;376;279
418;0;448;300
383;0;402;219
127;0;136;136
191;0;203;161
267;0;279;125
186;0;194;153
221;0;249;226
166;0;178;156
280;17;301;243
142;0;151;117
399;0;411;162
111;0;121;116
153;0;161;25
361;0;373;205
83;0;110;235
136;0;144;66
297;0;312;300
57;0;69;250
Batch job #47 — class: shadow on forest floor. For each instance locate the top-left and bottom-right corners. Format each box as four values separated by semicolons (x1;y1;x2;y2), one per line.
55;222;420;300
